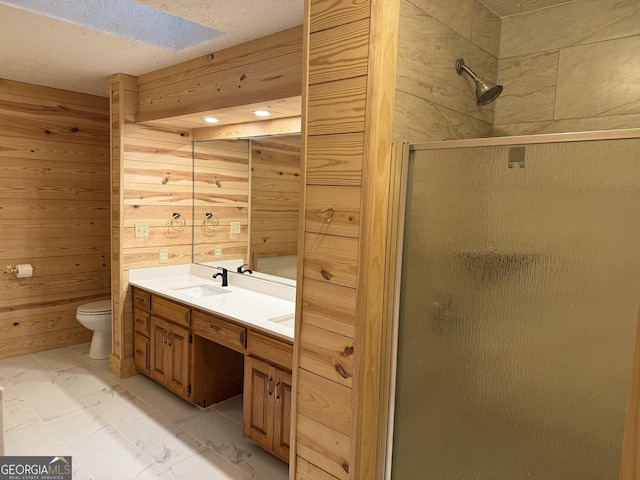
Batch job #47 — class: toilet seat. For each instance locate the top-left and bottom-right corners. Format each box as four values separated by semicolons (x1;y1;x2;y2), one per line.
77;300;111;315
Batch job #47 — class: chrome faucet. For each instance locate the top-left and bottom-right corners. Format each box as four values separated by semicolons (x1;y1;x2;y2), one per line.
237;264;253;275
213;268;228;286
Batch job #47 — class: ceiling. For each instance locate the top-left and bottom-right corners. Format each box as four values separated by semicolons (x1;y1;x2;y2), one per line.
0;0;573;128
0;0;304;98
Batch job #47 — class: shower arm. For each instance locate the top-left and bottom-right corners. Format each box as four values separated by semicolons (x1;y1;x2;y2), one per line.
456;59;481;83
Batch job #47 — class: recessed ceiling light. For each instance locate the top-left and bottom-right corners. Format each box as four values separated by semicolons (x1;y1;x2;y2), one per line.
204;117;219;124
253;110;271;117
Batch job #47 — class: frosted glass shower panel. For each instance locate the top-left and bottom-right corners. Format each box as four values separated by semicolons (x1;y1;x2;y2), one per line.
391;138;640;479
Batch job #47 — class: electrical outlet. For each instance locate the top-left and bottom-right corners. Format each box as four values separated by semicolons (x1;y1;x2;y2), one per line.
230;222;241;234
134;223;149;238
214;245;222;258
159;248;168;264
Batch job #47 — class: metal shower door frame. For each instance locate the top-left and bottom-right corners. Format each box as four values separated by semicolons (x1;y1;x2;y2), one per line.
383;128;640;480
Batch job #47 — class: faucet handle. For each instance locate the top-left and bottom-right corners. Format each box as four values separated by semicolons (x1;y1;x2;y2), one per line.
237;264;253;274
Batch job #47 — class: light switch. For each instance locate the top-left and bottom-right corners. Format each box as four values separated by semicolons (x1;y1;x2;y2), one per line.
134;223;149;238
230;222;241;234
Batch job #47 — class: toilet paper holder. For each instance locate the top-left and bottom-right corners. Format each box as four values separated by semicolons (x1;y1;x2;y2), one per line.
4;264;34;276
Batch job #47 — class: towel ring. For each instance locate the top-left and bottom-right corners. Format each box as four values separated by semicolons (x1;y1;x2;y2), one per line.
170;212;186;232
203;212;219;232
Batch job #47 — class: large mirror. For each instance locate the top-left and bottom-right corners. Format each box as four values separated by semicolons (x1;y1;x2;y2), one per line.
192;135;301;284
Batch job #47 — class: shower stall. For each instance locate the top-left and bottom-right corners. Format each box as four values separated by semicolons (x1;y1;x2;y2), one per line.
387;131;640;479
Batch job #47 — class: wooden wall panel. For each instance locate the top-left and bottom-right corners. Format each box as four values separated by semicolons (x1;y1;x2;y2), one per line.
0;78;110;359
309;0;371;33
296;414;351;480
297;368;352;435
300;279;357;338
308;18;370;85
293;0;400;478
303;233;358;288
250;135;301;269
307;77;368;136
109;74;136;372
136;27;304;123
122;129;194;257
297;458;341;480
306;133;364;186
299;323;354;387
305;185;361;237
193;139;249;265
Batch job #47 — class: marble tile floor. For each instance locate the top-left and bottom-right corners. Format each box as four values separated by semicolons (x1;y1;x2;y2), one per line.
0;343;289;480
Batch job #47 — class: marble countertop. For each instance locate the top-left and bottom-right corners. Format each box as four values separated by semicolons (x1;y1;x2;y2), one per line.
129;264;295;341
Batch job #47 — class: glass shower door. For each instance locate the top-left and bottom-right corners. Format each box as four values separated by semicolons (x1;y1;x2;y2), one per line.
390;138;640;479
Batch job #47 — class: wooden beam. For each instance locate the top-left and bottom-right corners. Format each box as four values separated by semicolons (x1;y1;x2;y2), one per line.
192;117;302;141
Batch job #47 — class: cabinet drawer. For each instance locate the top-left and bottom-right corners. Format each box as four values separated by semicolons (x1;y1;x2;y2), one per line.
247;330;293;371
193;310;246;353
134;332;150;374
133;309;151;336
133;288;151;312
152;295;191;327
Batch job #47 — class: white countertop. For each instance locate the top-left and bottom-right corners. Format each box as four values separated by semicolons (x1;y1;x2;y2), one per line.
129;264;295;341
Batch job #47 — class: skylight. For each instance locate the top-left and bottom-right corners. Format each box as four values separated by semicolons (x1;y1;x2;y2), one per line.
0;0;224;51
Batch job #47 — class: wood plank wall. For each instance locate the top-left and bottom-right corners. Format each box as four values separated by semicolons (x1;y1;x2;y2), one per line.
0;78;110;358
292;0;399;478
108;28;304;377
193;139;250;264
250;135;301;269
136;26;303;124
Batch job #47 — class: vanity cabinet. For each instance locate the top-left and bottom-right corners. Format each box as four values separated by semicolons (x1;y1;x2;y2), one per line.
132;288;193;401
131;285;294;463
150;316;191;399
244;331;293;463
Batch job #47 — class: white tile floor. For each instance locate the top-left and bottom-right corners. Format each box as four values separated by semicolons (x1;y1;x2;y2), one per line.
0;343;289;480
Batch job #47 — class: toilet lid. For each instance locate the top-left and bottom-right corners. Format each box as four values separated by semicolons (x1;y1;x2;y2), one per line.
77;299;111;314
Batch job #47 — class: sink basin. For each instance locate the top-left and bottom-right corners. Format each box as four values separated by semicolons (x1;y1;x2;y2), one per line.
172;284;230;298
268;313;295;328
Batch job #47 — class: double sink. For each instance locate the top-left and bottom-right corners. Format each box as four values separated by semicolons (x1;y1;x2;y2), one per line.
172;284;295;328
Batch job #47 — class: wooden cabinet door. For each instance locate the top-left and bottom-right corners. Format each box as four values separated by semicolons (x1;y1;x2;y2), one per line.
149;316;191;400
273;368;292;462
243;356;273;450
166;322;190;399
150;316;168;384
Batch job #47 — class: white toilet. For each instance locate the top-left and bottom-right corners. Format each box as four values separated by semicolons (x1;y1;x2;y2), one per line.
76;299;112;359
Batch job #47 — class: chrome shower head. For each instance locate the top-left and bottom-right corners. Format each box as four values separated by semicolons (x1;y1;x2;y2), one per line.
455;58;503;106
